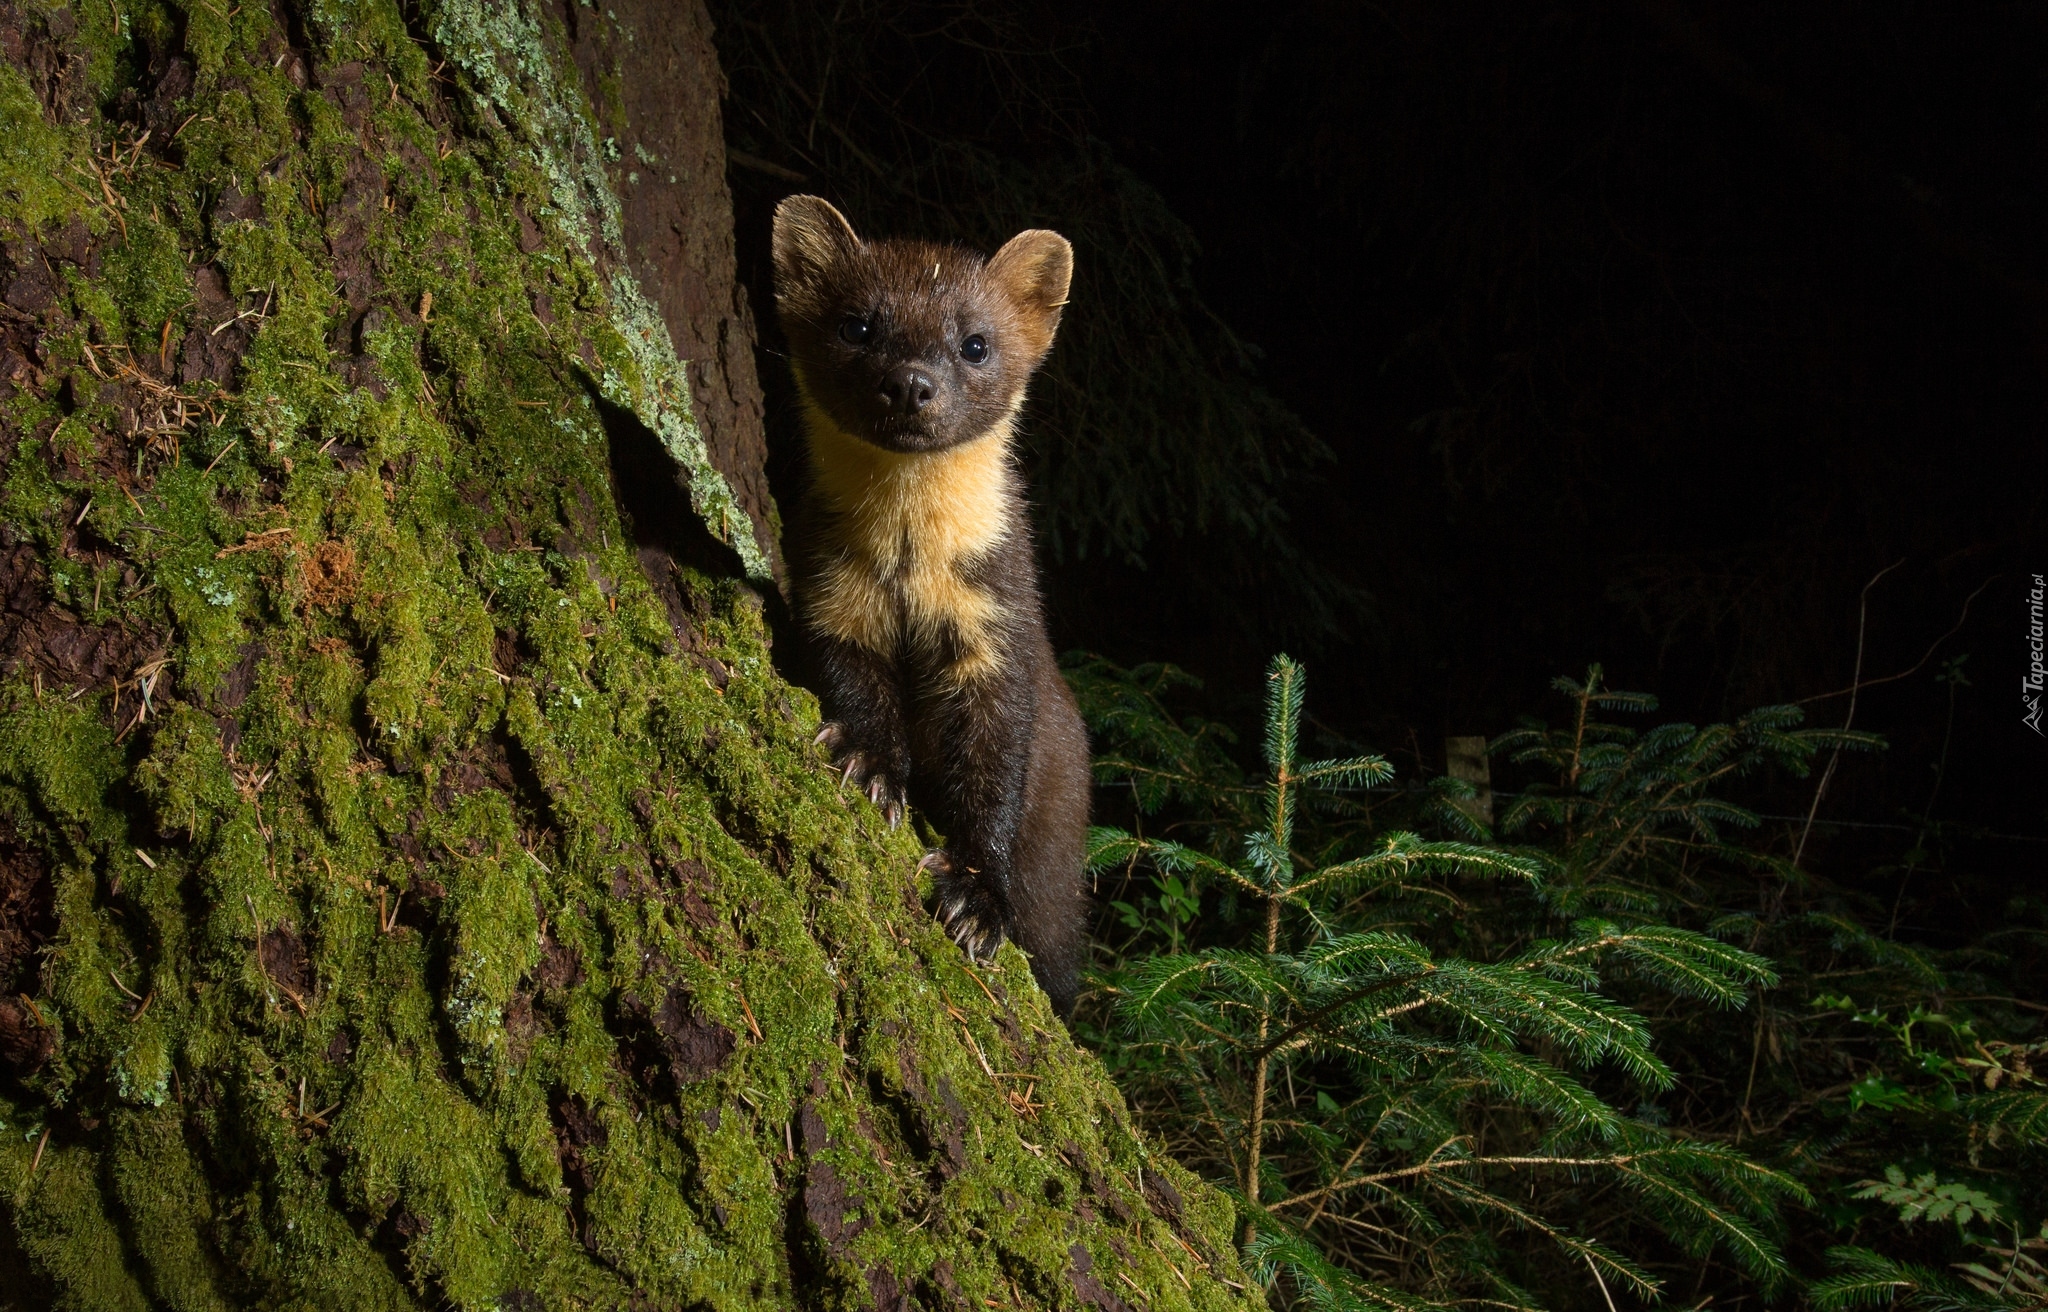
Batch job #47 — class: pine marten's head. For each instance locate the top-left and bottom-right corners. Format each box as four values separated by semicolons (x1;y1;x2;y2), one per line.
772;195;1072;455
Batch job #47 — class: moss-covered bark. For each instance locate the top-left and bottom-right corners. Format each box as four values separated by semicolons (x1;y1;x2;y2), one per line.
0;0;1256;1306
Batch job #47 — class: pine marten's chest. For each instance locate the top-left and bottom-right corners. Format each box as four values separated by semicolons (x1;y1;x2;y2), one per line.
803;405;1015;683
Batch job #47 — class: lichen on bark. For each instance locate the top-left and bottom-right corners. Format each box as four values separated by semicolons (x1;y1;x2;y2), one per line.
0;0;1256;1307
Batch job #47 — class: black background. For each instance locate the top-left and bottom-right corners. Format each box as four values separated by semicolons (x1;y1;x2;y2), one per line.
729;1;2048;941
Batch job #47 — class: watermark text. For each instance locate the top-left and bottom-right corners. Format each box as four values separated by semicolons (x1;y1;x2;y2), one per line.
2027;573;2044;735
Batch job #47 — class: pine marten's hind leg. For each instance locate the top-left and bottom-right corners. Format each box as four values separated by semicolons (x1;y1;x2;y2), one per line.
812;635;911;827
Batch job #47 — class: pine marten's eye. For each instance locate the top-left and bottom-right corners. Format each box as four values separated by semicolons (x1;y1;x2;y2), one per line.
838;316;871;347
960;334;989;365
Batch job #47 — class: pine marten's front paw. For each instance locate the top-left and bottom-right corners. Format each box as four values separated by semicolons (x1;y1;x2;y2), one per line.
919;850;1007;962
815;721;908;828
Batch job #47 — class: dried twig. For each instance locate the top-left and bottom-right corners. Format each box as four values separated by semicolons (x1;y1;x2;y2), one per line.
1797;575;1994;707
1793;560;1902;868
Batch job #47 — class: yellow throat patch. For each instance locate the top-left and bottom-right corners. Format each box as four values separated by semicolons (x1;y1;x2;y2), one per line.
799;393;1015;687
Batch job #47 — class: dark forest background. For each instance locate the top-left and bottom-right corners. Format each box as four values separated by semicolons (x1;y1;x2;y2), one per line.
713;0;2046;937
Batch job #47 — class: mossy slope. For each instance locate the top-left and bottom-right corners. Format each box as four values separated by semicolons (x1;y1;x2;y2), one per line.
0;0;1257;1306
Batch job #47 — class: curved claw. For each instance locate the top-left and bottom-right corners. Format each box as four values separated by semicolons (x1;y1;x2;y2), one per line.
884;800;903;830
839;756;861;790
933;873;1006;964
956;919;1005;963
814;721;844;751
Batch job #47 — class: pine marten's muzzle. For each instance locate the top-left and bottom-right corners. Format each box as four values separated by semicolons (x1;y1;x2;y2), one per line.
878;365;936;417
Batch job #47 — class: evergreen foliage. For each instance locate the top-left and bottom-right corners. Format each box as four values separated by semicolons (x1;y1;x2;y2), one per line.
1079;656;1799;1309
1071;656;2048;1310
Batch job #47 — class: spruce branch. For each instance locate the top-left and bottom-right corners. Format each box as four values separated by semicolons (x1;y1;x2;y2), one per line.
1085;654;1805;1307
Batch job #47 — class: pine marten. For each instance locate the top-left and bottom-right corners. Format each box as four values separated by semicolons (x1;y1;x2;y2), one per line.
770;195;1090;1016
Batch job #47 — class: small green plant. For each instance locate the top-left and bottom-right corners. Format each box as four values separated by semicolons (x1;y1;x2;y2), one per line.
1813;1194;2048;1312
1856;1167;2003;1228
1807;1002;2048;1312
1075;654;2048;1311
1085;656;1801;1310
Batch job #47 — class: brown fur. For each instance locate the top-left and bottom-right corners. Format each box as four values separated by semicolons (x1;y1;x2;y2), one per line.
772;196;1091;1014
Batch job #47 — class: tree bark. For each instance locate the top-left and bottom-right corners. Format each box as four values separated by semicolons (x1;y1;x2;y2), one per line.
0;1;1252;1308
556;0;782;590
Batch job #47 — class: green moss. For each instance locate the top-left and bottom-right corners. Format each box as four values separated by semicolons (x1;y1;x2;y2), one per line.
11;1140;153;1311
0;1;1259;1307
108;1110;233;1311
0;691;125;840
0;60;92;234
428;0;774;584
97;210;194;340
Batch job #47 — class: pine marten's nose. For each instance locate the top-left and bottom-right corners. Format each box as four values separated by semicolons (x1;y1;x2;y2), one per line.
879;365;935;416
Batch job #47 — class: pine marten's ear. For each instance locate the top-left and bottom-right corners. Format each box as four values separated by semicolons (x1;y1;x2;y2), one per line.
772;196;862;306
987;229;1073;343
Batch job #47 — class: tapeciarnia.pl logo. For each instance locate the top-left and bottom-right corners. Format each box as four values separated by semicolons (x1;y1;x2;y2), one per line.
2028;573;2045;735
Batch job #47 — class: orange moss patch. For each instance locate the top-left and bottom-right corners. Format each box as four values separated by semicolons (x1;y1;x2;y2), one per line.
302;540;359;609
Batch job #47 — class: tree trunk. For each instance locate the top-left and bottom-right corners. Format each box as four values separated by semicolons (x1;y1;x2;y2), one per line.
0;2;1253;1308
